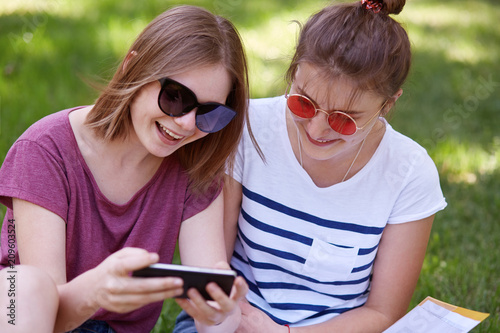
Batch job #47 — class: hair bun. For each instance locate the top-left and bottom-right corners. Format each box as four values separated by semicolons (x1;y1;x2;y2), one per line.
383;0;406;15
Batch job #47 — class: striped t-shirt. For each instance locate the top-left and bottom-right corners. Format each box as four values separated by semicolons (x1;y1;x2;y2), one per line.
230;96;447;327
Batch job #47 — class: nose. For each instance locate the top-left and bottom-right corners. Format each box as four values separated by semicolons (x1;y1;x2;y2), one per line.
306;109;331;136
173;108;197;132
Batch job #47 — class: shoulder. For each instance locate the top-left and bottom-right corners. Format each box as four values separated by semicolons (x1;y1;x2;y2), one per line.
383;122;430;161
246;96;285;136
248;96;286;124
9;107;84;162
379;122;441;186
249;96;285;115
378;124;447;223
18;107;81;143
249;95;284;109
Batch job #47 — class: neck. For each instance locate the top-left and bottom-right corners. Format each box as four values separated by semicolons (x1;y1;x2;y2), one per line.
102;131;162;169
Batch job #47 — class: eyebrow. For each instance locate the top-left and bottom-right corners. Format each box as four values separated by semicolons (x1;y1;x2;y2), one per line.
295;85;363;116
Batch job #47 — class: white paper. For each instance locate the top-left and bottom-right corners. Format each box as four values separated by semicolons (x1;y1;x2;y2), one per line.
383;300;481;333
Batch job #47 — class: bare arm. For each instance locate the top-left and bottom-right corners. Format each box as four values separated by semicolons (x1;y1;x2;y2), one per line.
362;216;435;325
237;216;435;332
178;192;227;269
300;216;435;332
13;199;184;332
223;174;243;261
176;192;248;333
14;198;67;285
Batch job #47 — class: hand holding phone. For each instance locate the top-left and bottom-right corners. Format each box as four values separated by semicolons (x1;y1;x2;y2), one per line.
133;263;237;300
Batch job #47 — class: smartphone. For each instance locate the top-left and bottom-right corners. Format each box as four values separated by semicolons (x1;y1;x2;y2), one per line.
132;263;237;300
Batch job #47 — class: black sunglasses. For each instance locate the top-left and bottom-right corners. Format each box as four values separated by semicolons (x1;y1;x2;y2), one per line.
157;78;237;133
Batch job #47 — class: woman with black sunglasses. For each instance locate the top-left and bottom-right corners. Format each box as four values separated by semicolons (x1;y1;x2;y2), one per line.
174;0;447;332
0;5;250;333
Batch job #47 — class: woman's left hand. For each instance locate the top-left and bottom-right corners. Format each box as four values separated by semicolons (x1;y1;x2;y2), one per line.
175;262;248;327
236;301;284;333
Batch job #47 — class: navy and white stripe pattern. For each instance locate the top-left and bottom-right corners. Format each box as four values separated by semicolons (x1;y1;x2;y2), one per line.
231;186;385;326
228;96;446;327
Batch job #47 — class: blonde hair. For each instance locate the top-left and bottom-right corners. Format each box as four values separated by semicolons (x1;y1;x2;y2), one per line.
85;5;249;193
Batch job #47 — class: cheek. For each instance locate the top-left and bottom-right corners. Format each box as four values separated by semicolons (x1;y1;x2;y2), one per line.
130;96;164;127
292;116;310;129
182;129;209;145
193;130;209;141
131;83;163;115
341;134;365;147
129;104;147;130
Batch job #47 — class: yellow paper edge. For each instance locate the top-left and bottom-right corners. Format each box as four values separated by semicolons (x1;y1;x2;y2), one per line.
420;296;490;322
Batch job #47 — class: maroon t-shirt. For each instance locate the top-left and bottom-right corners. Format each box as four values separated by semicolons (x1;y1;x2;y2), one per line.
0;107;221;332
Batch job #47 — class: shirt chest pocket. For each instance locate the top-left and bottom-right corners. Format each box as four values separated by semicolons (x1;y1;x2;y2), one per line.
302;238;359;282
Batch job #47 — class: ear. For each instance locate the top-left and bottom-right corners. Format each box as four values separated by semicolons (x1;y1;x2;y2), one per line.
381;88;403;116
392;88;403;102
122;50;137;72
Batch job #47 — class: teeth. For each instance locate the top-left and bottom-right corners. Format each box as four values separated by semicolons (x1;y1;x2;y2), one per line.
159;123;182;140
317;139;332;143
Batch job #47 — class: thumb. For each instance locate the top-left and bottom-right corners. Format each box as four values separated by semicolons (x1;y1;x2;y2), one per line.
108;247;159;274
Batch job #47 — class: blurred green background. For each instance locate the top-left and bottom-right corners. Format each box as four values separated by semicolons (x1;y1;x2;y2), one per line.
1;0;499;332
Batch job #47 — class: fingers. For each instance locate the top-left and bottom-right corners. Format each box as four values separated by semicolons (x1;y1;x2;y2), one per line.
230;277;249;302
97;251;249;323
204;282;236;313
176;288;226;326
93;248;184;314
110;248;159;275
96;275;184;313
110;276;183;294
99;286;183;313
175;275;249;326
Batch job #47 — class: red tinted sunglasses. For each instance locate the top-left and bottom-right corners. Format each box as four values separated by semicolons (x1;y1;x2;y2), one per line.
158;78;237;133
285;83;387;135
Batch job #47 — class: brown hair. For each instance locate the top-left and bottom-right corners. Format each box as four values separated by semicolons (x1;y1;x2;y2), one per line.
286;0;410;104
85;5;249;193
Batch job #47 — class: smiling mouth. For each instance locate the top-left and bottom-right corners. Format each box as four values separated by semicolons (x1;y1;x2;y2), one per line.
156;122;183;140
308;134;339;145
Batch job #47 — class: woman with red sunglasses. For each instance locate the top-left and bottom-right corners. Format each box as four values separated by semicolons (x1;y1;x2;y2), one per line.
176;0;446;332
0;6;251;333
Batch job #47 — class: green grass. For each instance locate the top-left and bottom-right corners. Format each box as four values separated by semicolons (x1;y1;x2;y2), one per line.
1;0;499;332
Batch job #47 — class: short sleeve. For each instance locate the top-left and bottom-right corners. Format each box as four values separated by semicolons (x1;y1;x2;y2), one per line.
181;179;223;222
387;152;447;224
230;133;245;183
0;140;70;221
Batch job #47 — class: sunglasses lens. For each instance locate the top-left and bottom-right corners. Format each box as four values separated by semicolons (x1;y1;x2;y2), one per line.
287;95;316;118
159;82;196;116
328;113;357;135
196;104;236;133
158;78;236;133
